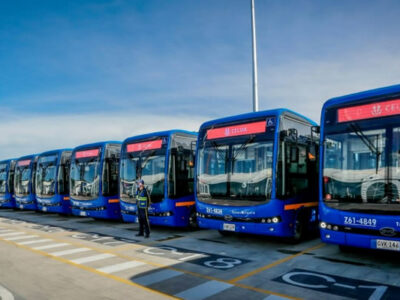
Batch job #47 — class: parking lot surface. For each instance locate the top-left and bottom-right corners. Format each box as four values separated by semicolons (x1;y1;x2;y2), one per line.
0;209;399;300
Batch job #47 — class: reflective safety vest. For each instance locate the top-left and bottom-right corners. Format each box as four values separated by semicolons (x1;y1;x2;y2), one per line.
136;189;149;209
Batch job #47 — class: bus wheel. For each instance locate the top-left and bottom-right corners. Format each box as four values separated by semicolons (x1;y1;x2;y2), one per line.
218;230;232;236
339;245;353;253
188;210;198;230
292;217;305;243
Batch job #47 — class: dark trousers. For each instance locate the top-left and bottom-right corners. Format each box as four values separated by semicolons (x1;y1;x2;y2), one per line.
138;208;150;236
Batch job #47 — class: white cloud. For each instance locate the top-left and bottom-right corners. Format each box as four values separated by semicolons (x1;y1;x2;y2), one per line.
0;113;205;160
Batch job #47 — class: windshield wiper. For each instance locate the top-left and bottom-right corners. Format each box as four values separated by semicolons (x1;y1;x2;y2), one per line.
349;124;382;174
232;136;255;161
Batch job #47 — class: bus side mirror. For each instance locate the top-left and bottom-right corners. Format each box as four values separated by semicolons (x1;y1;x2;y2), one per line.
312;126;320;134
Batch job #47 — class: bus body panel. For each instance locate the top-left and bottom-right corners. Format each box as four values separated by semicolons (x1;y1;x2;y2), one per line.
0;159;16;208
14;155;38;211
319;84;400;251
120;130;197;227
195;109;319;238
70;141;122;220
35;149;72;214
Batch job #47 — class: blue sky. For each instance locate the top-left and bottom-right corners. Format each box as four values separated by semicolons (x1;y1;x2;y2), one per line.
1;0;400;158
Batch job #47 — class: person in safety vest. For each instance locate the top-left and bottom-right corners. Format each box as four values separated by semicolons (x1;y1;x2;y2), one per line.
135;179;151;238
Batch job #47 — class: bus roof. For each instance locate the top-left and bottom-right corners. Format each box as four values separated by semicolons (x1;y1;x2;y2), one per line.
0;159;16;164
73;141;122;151
323;84;400;109
37;149;73;157
199;108;316;131
16;154;37;161
123;130;197;145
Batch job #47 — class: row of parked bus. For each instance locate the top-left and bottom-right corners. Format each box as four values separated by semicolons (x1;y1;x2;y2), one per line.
1;84;400;252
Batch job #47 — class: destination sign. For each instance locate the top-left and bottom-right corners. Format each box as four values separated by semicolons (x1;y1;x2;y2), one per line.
75;149;100;159
338;98;400;123
127;139;163;152
206;121;266;140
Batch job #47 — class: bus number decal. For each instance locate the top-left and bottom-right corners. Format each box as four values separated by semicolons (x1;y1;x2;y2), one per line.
344;216;377;227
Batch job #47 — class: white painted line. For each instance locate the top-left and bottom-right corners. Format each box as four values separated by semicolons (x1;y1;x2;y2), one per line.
71;253;115;264
0;284;14;300
18;239;52;245
50;248;91;257
178;253;207;261
4;235;38;241
0;232;25;237
97;261;146;274
175;280;232;300
32;243;69;250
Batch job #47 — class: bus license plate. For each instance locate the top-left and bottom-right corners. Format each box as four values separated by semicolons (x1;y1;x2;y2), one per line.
376;239;400;251
80;211;86;217
223;223;235;231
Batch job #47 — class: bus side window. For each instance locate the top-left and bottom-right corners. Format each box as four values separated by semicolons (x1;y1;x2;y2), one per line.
103;144;120;197
168;134;196;199
8;162;15;195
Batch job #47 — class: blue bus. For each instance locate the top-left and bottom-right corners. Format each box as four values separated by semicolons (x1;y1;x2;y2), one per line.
70;141;121;219
0;159;16;208
35;149;72;214
14;155;38;210
119;130;198;227
320;84;400;251
195;109;319;240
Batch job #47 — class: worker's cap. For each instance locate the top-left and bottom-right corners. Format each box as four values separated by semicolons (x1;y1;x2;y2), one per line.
137;179;144;185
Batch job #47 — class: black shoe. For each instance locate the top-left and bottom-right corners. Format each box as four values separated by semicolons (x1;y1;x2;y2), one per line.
136;233;144;237
145;234;150;238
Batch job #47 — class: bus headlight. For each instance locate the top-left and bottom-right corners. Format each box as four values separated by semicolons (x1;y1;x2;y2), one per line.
320;222;327;229
272;217;279;223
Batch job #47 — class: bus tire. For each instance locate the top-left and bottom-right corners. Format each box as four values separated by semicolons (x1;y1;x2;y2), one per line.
218;230;232;236
292;215;306;243
339;245;353;253
188;209;198;230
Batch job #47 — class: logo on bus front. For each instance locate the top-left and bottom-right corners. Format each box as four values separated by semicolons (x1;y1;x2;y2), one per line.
371;105;382;116
379;227;396;237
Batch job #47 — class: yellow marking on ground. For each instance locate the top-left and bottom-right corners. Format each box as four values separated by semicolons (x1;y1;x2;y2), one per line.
0;220;301;299
229;243;325;283
0;238;177;300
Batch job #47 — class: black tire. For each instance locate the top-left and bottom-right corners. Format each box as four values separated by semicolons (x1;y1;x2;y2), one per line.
218;230;232;236
188;210;198;230
339;245;353;253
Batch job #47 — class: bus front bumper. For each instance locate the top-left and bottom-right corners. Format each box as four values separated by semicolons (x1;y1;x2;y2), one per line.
197;217;292;237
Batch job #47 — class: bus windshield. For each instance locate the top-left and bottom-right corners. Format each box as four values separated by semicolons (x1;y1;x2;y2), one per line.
70;150;101;200
36;155;58;197
323;123;400;213
0;164;7;194
197;138;274;204
15;163;32;197
120;148;166;204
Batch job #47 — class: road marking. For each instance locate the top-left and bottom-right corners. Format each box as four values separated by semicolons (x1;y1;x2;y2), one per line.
97;261;146;274
0;220;299;300
0;229;13;234
0;238;177;299
264;295;292;300
134;269;183;286
178;253;207;261
4;234;38;241
0;284;14;300
18;239;52;245
49;247;91;257
32;243;69;250
229;243;325;283
0;232;25;237
71;253;115;264
175;280;232;300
